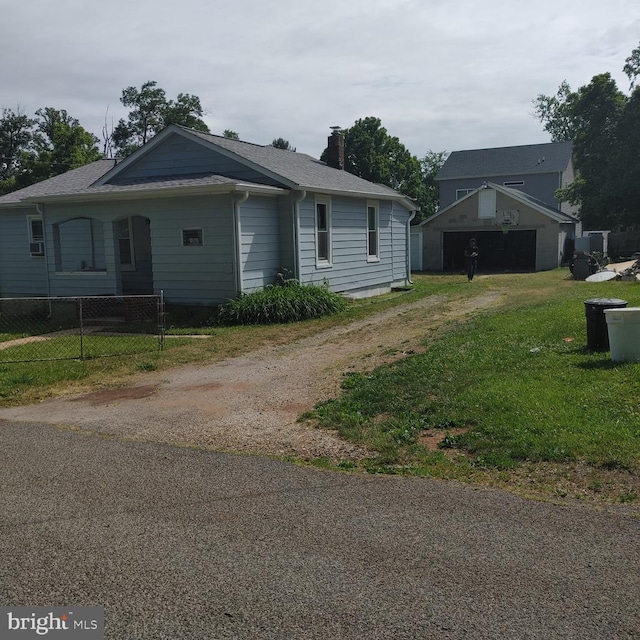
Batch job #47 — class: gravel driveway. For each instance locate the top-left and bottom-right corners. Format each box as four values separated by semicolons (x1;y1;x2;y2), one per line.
0;292;501;459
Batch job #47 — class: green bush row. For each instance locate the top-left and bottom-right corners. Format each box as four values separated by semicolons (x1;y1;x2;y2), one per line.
216;281;348;325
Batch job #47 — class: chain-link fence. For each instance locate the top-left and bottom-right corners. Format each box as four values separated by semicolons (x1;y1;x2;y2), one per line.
0;294;165;363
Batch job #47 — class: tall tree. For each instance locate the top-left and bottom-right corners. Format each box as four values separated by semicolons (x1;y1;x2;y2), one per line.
0;107;34;194
614;86;640;225
337;116;428;214
554;74;627;228
12;108;101;191
532;80;579;142
113;81;209;156
420;150;449;218
222;129;239;140
623;42;640;90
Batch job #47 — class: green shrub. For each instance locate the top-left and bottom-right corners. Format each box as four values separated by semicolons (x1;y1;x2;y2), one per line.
217;281;348;325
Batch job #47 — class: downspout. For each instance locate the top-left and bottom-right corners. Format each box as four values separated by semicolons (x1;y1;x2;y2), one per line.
35;204;53;314
406;209;416;285
233;191;249;296
292;190;306;281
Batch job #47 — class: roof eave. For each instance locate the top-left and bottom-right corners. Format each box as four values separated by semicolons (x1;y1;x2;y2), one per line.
21;182;288;204
437;168;567;182
305;185;416;209
420;182;576;225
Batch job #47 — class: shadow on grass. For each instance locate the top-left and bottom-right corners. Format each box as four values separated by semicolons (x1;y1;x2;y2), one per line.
576;358;631;370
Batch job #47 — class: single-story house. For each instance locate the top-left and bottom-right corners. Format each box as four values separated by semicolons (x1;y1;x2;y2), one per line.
0;125;417;304
419;182;581;272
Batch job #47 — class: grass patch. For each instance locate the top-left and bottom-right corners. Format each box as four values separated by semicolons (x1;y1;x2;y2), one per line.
309;270;640;502
0;278;433;406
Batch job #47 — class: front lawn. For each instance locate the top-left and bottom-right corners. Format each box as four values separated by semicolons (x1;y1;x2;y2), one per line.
310;270;640;505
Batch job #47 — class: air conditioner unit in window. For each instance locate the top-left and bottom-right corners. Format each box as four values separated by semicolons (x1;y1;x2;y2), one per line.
29;241;45;256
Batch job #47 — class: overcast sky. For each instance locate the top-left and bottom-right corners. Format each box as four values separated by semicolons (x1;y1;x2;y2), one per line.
2;0;639;159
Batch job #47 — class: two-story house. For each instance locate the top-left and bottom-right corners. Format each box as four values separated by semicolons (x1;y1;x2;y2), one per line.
417;142;580;273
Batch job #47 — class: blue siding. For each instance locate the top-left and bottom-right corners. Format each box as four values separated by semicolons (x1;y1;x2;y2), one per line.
112;133;282;187
240;196;281;292
43;195;237;304
0;208;48;296
298;194;411;296
440;172;563;210
146;194;236;304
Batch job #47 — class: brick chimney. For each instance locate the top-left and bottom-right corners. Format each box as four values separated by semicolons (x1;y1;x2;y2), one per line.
326;126;344;170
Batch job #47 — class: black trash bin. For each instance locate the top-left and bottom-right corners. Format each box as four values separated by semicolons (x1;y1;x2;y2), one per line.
584;298;628;350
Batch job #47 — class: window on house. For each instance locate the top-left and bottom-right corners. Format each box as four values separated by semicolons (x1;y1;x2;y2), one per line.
28;216;45;257
116;218;134;268
367;201;379;260
182;228;203;246
456;188;475;200
315;197;331;264
503;180;524;187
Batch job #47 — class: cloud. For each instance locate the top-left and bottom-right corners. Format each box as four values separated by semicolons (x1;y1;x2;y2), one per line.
1;0;639;158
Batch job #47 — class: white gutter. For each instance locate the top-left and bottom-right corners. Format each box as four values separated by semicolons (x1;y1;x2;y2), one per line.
407;209;416;285
233;191;250;295
293;190;306;281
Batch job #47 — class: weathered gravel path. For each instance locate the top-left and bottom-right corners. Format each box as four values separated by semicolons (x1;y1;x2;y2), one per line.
0;292;501;459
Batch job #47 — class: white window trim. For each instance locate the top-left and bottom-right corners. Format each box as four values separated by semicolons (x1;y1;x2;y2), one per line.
27;215;45;258
478;188;497;219
182;228;204;247
456;188;475;200
117;217;136;271
315;195;332;267
366;200;380;262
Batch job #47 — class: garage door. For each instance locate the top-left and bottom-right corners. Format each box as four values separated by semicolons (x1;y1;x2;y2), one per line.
443;230;537;272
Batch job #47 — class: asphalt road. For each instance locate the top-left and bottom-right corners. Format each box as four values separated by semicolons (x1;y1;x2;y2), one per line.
1;421;638;639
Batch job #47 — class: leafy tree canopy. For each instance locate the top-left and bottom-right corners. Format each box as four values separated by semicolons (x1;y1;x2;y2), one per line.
420;150;449;218
112;81;209;156
533;42;640;229
0;107;101;195
0;107;35;192
222;129;239;140
623;43;640;90
270;137;296;151
333;117;429;216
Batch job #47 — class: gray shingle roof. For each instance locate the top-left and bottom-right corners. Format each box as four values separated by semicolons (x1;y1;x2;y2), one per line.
0;160;115;206
186;127;404;199
0;125;414;208
436;142;573;180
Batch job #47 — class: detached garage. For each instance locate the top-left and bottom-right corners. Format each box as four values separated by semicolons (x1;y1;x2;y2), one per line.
419;183;581;273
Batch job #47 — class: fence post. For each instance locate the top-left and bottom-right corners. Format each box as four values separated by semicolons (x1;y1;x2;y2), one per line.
158;291;165;351
79;297;84;359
